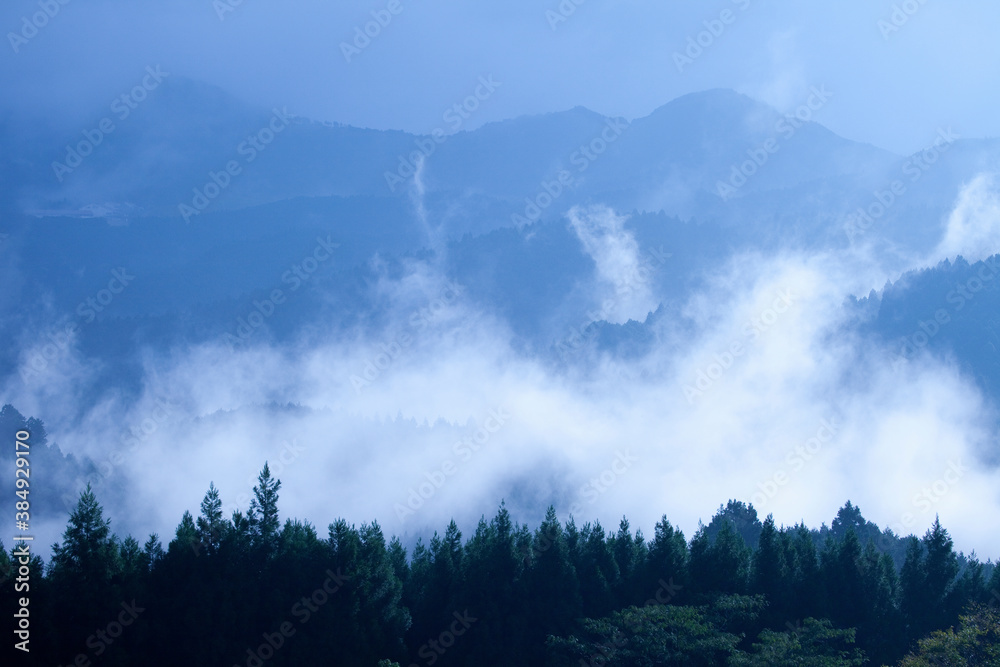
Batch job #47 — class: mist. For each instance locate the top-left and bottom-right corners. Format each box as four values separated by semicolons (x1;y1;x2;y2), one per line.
6;186;1000;560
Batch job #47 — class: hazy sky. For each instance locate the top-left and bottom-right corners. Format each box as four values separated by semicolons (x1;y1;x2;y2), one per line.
5;0;1000;558
2;0;999;154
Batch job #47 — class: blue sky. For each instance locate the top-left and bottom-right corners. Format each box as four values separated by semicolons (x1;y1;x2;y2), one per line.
2;0;998;154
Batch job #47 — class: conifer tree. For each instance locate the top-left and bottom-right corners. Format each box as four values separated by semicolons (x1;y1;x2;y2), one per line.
576;520;619;617
50;484;120;583
923;517;960;630
610;517;646;606
751;515;789;625
645;515;688;600
691;520;750;597
49;485;122;660
786;523;821;621
196;482;227;554
526;506;581;660
248;463;281;554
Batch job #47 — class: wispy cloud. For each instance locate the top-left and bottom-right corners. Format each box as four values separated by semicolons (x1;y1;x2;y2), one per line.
932;172;1000;263
7;211;1000;558
567;205;659;324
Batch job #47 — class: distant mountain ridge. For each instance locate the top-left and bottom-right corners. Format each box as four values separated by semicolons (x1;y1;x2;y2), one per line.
2;81;904;217
5;81;1000;418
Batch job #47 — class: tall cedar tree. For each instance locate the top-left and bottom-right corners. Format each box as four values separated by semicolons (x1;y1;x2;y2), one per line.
27;476;1000;667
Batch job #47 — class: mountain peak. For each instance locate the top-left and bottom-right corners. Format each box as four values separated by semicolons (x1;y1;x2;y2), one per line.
639;88;777;127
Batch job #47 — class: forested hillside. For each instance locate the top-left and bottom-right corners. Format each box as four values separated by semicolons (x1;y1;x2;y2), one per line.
6;463;998;666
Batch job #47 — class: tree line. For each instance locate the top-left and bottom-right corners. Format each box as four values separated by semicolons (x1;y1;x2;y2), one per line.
4;463;999;666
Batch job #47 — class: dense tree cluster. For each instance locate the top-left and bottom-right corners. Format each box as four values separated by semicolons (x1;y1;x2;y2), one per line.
3;469;999;666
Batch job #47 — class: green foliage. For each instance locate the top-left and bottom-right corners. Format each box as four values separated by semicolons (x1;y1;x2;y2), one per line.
899;604;1000;666
732;618;866;666
690;519;751;598
25;474;998;667
50;484;120;583
546;602;743;666
704;500;763;549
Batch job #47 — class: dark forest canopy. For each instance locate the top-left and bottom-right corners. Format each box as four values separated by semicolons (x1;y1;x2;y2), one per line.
3;464;999;666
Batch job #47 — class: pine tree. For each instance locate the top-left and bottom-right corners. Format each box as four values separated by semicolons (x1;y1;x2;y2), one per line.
141;533;164;571
786;523;822;622
610;517;647;607
751;515;788;625
248;463;281;554
168;510;198;557
704;500;763;549
830;501;865;539
901;535;928;644
820;528;865;631
356;521;411;663
50;484;120;583
196;482;227;555
462;504;528;665
989;561;1000;606
526;506;581;660
856;539;903;663
577;521;619;617
923;517;960;632
387;536;409;588
645;515;688;602
49;485;122;659
119;535;143;577
691;520;750;598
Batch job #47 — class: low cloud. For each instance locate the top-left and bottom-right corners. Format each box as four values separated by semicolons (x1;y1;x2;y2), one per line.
4;206;1000;560
933;172;1000;263
567;205;659;324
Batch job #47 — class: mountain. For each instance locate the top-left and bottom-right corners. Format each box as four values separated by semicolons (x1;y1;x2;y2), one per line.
0;83;907;220
856;254;1000;421
5;82;1000;415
